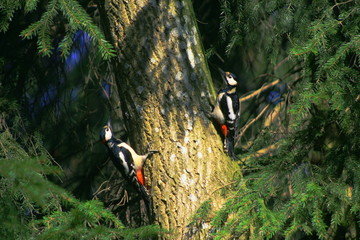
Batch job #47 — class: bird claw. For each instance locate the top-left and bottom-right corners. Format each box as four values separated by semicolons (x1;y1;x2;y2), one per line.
223;139;228;152
118;190;129;206
149;150;160;154
146;141;160;155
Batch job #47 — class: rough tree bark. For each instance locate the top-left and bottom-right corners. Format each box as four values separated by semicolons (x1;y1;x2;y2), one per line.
98;0;240;239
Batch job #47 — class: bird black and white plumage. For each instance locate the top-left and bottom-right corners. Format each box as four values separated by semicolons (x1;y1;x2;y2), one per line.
100;124;158;213
211;70;240;158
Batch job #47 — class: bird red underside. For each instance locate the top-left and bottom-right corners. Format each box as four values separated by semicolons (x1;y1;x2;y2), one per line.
136;169;145;185
221;124;229;137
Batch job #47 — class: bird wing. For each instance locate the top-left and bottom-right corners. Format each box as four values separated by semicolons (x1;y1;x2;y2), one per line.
219;93;239;122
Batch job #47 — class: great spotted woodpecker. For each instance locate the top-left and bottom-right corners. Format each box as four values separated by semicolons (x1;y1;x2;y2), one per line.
100;123;158;211
211;69;240;158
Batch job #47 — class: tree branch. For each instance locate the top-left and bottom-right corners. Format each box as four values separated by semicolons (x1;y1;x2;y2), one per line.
236;104;270;147
239;143;278;163
239;79;281;102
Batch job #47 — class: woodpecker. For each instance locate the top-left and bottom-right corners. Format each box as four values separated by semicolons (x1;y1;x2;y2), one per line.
211;69;240;158
100;123;158;211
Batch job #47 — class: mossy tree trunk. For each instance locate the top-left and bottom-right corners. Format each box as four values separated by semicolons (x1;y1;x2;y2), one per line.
98;0;239;238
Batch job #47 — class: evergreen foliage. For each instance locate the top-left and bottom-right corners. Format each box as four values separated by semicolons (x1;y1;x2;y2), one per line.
0;0;115;59
211;0;360;239
189;200;213;227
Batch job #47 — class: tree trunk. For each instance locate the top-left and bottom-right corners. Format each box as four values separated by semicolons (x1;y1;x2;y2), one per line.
98;0;239;238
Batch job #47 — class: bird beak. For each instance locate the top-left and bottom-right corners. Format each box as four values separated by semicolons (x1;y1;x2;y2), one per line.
217;67;227;84
100;129;106;144
107;119;111;128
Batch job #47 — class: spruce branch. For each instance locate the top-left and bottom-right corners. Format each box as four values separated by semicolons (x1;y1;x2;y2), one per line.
324;35;360;70
38;23;53;56
21;0;58;39
24;0;40;13
0;0;22;32
18;0;115;59
20;0;58;56
59;0;115;60
58;30;76;57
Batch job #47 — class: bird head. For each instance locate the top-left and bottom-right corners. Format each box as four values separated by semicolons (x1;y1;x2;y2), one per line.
218;68;238;87
225;72;238;86
100;124;113;144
